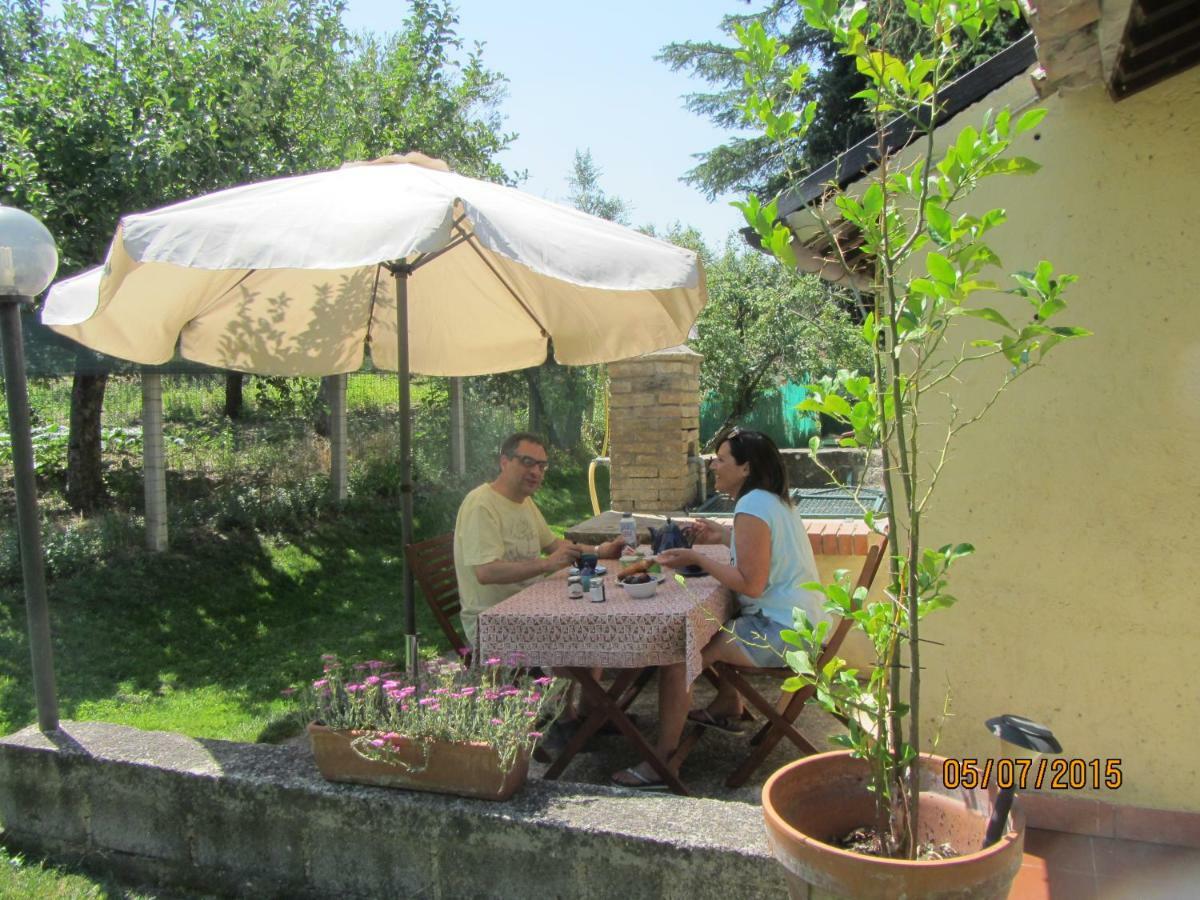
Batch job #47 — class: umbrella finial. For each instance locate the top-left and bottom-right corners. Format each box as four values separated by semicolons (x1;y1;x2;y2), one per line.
342;153;451;172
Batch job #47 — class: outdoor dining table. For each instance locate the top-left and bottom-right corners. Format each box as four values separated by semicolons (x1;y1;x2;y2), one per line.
476;544;736;796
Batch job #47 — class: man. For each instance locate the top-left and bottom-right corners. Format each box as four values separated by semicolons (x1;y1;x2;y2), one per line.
454;432;625;645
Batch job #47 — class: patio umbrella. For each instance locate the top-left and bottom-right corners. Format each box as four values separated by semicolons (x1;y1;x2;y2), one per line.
41;153;707;672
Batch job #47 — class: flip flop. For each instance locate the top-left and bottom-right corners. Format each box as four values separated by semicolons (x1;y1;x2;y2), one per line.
611;766;669;792
687;708;746;734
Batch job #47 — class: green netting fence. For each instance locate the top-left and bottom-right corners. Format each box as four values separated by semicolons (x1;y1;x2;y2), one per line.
700;382;819;450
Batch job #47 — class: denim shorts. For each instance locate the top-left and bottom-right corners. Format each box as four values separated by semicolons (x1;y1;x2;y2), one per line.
726;610;790;667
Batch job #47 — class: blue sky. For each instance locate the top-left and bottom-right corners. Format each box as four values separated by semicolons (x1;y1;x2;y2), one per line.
345;0;752;251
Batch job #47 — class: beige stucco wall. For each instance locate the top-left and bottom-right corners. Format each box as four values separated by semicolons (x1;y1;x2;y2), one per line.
876;66;1200;812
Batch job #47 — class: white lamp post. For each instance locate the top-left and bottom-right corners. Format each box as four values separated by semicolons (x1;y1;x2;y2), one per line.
0;205;60;732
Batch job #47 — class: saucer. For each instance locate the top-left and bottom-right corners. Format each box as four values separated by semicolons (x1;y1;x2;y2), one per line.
675;564;706;578
568;565;607;576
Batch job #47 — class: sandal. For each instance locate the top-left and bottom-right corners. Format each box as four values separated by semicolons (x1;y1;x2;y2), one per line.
687;708;746;734
611;766;669;792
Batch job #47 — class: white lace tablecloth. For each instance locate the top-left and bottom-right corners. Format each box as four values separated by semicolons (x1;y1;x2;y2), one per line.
477;545;735;684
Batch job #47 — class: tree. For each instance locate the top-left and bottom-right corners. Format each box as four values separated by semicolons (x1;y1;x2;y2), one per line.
565;149;632;225
736;1;1087;857
671;227;869;448
0;0;512;512
657;0;1027;200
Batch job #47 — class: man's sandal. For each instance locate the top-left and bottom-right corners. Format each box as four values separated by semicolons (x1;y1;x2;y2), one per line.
687;708;746;734
611;766;669;791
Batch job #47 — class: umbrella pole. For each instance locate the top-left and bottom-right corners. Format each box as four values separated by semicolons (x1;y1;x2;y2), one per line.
0;296;59;732
393;267;419;677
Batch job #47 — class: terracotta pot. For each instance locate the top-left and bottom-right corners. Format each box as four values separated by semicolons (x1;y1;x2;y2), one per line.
762;751;1024;900
307;724;530;801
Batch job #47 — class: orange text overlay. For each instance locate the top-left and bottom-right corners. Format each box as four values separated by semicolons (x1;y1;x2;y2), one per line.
942;758;1123;791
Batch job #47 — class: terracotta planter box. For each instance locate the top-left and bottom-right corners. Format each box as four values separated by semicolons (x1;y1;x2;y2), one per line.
307;723;530;801
763;751;1024;900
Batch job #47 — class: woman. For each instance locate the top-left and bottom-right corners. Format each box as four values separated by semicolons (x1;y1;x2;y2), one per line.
611;428;825;790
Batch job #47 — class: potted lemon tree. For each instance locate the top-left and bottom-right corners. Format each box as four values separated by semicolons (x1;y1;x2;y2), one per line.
733;0;1088;896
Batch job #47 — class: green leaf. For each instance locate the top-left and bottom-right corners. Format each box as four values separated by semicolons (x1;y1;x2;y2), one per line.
926;251;956;285
924;202;952;243
823;393;853;419
961;307;1014;330
1016;108;1047;133
861;183;884;218
785;650;815;677
808;435;821;455
1051;326;1091;337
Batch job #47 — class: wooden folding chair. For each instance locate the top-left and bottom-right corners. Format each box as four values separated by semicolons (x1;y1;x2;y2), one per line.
709;540;887;788
404;532;471;664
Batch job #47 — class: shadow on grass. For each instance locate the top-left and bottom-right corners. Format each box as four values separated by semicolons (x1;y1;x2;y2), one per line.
0;503;451;741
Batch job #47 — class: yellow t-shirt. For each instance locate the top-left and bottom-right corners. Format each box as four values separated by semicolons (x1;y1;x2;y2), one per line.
454;483;556;644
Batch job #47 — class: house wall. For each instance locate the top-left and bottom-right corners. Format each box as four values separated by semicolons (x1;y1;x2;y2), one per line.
898;66;1200;813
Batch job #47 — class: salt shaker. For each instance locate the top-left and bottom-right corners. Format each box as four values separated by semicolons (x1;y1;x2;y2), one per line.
588;578;606;603
567;576;583;599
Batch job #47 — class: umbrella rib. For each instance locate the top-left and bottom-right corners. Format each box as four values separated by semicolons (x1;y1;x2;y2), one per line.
456;227;549;339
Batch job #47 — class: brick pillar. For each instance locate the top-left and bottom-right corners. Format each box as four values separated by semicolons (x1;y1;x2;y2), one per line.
608;345;702;512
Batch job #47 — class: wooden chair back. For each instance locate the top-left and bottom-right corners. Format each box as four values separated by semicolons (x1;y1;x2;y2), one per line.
404;532;470;663
712;539;888;788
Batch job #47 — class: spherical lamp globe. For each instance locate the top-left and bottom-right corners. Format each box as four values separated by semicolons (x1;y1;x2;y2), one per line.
0;206;59;297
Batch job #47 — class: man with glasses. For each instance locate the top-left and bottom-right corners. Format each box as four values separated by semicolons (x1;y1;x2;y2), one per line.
453;432;625;646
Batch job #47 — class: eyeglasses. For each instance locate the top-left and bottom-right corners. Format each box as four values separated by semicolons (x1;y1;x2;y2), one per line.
508;453;550;472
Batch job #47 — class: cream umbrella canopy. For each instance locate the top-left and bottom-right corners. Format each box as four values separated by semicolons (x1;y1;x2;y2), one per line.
42;153;707;671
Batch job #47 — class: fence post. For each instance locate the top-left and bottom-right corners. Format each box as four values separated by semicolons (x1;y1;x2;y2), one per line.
449;376;466;475
328;373;348;502
142;372;169;552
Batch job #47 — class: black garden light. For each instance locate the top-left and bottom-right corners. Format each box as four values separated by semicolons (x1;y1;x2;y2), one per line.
0;205;60;733
983;714;1062;848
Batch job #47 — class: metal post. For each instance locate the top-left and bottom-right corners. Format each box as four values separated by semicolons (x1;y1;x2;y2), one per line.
0;295;59;732
449;376;466;475
142;371;168;551
393;268;418;676
327;373;348;503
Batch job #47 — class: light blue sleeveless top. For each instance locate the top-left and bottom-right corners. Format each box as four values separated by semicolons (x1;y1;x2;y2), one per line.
730;489;827;629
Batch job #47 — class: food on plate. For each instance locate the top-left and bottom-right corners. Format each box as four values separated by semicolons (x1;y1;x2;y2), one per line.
620;573;653;585
618;559;652;579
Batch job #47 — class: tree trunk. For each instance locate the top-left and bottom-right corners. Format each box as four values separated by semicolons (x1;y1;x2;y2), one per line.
313;376;332;437
223;373;244;419
66;371;108;514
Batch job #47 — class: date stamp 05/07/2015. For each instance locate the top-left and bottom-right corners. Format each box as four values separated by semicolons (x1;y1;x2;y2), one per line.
942;757;1123;791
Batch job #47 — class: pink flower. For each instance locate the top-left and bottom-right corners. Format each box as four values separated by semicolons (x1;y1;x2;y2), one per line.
370;738;385;748
312;679;329;689
456;647;472;657
524;710;536;718
484;690;501;701
490;718;504;725
524;694;541;704
382;680;401;690
529;731;543;739
353;663;369;671
418;697;438;707
346;684;364;694
533;676;553;686
485;657;502;666
364;676;382;686
366;660;387;671
280;687;297;697
320;654;338;662
459;687;476;696
398;686;416;698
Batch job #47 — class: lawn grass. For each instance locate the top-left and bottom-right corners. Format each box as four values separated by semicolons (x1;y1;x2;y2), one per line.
0;459;607;741
0;845;162;899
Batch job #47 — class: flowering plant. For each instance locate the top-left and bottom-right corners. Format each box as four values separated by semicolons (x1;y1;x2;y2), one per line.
297;653;568;774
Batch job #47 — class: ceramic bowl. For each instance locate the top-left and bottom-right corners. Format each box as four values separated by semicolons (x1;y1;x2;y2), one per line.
619;575;661;599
